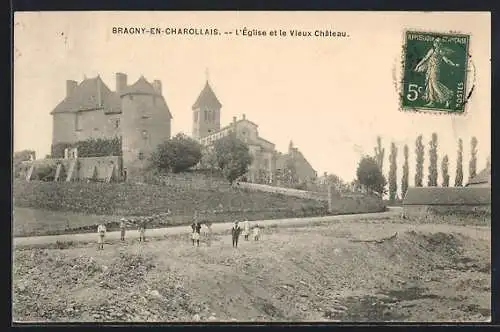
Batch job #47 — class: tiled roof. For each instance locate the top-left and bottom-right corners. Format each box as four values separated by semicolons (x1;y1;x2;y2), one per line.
467;166;491;186
192;81;222;110
403;187;491;206
120;76;159;96
51;76;121;114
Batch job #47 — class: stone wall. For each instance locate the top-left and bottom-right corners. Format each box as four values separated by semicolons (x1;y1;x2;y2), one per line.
403;205;491;225
19;156;122;182
236;182;385;214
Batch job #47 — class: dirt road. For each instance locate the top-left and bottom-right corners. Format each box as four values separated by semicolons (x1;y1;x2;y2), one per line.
14;209;402;247
12;217;490;322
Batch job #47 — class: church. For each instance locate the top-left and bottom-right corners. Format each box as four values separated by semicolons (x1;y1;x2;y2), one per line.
49;72;317;184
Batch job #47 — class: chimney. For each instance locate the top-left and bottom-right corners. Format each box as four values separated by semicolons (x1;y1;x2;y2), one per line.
233;116;237;124
153;80;162;95
116;72;127;93
242;114;246;120
66;80;78;98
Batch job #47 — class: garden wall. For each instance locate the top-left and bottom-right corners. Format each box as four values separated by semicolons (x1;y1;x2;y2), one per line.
19;156;122;182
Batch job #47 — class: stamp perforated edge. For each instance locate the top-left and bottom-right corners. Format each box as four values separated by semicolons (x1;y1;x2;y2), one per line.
396;28;475;116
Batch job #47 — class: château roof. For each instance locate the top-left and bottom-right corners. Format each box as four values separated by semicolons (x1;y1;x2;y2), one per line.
51;76;121;114
192;81;222;110
120;76;160;97
51;75;167;116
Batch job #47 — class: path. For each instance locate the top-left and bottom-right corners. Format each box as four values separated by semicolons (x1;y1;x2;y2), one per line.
14;209;402;247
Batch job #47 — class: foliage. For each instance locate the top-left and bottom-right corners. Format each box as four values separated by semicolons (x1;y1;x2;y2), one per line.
469;136;478;181
213;135;253;184
356;156;387;195
388;142;398;201
455;138;464;187
51;137;122;158
34;164;56;182
441;155;450;187
401;144;409;199
13;150;35;178
149;133;202;173
427;133;438;187
415;135;425;187
13;179;326;219
199;146;219;170
374;136;385;171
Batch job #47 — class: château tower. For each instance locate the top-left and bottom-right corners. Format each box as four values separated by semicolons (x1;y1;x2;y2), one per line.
120;74;172;181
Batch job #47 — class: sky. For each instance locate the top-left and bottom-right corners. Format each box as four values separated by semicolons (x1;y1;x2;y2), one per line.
14;11;491;195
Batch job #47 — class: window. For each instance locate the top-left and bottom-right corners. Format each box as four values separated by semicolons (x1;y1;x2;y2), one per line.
114;118;120;129
194;112;198;122
142;130;148;140
75;113;83;131
138;152;145;160
204;110;208;121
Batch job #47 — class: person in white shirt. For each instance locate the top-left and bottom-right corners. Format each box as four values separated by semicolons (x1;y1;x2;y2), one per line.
253;224;260;241
242;220;250;241
97;223;107;250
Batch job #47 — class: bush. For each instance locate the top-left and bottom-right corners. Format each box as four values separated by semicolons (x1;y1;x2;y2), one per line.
51;137;122;158
149;133;202;173
13;179;327;218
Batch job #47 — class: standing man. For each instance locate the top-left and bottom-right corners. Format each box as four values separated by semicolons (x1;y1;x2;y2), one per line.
232;220;242;248
97;222;107;250
138;218;146;242
119;218;126;241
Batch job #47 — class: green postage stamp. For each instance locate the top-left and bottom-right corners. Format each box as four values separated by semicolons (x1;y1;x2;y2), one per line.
401;31;470;113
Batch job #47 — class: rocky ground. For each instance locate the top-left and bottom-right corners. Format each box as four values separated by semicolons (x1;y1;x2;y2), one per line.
13;219;491;323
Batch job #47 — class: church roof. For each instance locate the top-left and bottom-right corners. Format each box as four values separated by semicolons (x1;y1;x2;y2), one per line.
51;76;121;114
192;81;222;110
120;76;160;96
466;165;491;186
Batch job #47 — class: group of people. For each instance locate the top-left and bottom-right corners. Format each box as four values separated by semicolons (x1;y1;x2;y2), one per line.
96;210;262;250
96;217;149;250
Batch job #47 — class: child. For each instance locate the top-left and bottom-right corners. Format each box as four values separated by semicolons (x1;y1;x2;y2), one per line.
253;224;260;241
119;218;126;241
205;222;213;247
138;218;146;242
97;223;107;250
242;219;250;241
232;220;242;248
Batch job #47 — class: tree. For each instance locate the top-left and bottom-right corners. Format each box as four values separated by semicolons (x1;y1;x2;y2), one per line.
14;150;36;178
401;144;409;198
213;134;253;184
356;156;387;195
388;142;398;201
374;136;385;171
149;133;202;173
441;155;450;187
415;135;425;187
427;133;438;186
455;138;464;187
469;136;478;181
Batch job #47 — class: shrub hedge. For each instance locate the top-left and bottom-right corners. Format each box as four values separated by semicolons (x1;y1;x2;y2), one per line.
13;180;328;218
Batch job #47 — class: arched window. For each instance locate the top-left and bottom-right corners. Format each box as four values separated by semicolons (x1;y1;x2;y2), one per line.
204;110;208;121
194;111;198;122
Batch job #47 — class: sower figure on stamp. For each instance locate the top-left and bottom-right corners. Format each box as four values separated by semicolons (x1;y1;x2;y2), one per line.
138;218;147;242
253;224;260;241
414;37;459;108
205;222;213;247
232;220;242;248
97;222;107;250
